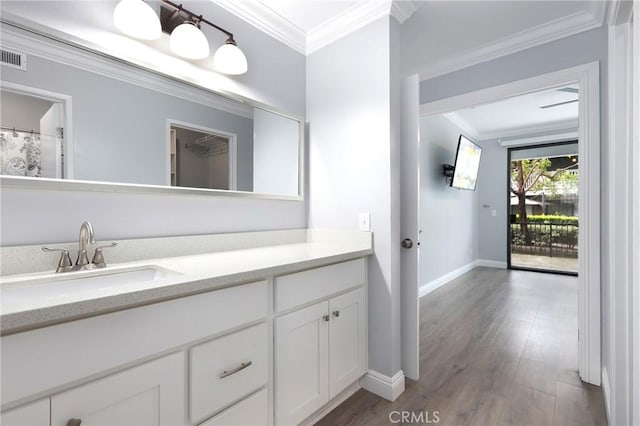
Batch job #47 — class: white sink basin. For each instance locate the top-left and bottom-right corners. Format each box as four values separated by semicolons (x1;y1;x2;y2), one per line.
0;266;180;308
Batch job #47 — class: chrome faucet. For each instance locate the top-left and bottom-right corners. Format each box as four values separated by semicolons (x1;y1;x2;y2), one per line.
76;221;96;267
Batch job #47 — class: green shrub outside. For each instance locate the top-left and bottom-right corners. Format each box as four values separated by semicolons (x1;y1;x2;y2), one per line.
511;214;578;249
514;214;578;225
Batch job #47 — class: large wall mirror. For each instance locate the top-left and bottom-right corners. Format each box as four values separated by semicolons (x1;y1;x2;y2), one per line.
0;19;303;199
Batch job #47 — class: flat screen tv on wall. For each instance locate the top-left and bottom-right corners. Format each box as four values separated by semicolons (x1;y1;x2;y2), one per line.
450;135;482;190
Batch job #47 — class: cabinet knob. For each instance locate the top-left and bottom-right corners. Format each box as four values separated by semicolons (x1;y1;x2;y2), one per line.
67;419;82;426
323;314;330;322
333;310;340;318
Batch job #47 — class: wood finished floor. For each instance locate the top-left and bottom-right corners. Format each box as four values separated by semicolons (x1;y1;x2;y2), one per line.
316;267;608;426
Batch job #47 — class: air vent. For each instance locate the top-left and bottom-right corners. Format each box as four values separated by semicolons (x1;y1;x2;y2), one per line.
0;48;27;71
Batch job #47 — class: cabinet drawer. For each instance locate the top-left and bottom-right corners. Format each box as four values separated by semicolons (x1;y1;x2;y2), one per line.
2;280;267;406
199;388;267;426
190;323;268;424
274;258;365;312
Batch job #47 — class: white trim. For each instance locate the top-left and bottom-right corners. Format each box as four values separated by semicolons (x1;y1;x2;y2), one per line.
390;1;417;24
211;0;306;54
420;63;601;385
419;261;477;298
0;81;74;179
484;119;579;141
602;367;612;424
306;2;390;54
212;0;415;55
360;369;405;402
476;259;508;269
0;23;254;119
498;131;579;148
166;120;238;191
442;112;481;141
633;4;640;425
416;6;606;80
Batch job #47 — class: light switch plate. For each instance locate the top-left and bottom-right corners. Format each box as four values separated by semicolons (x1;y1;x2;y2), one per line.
491;209;497;217
359;213;371;231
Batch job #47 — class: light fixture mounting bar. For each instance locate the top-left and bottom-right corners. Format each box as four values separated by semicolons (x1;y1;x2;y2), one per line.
159;0;234;39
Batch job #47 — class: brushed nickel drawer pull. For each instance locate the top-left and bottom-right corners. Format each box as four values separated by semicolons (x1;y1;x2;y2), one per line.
220;361;252;378
323;314;330;322
333;310;340;317
67;419;82;426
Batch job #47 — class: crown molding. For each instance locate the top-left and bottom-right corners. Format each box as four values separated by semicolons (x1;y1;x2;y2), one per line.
212;0;415;55
482;118;579;141
390;1;417;24
442;112;481;141
418;6;606;81
211;0;306;55
306;2;391;54
443;111;578;142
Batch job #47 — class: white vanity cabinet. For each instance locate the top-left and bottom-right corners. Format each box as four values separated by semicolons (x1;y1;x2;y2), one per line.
0;398;50;426
51;352;185;426
274;260;367;425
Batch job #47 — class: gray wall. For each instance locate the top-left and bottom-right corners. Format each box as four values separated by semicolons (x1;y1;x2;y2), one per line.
307;17;402;378
476;139;508;264
420;115;478;284
0;90;53;131
0;2;306;246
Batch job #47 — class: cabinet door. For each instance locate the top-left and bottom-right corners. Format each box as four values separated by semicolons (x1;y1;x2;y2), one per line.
1;398;50;426
51;352;185;426
329;288;367;399
275;302;329;425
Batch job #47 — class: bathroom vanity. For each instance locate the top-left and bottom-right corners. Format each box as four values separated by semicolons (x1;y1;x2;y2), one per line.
0;230;372;426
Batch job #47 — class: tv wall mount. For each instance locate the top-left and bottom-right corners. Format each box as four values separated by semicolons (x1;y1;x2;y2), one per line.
442;164;454;185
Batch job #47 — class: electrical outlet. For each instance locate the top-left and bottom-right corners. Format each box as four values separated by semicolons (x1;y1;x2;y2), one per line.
359;213;371;231
491;209;497;217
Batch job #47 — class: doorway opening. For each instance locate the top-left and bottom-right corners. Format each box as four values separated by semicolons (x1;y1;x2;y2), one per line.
168;122;237;190
508;141;579;275
0;87;67;179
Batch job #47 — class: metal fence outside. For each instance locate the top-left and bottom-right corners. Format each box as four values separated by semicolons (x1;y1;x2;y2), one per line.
510;222;579;258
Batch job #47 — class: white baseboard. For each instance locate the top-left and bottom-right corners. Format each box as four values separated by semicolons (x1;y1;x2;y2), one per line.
476;259;508;269
419;261;477;298
602;367;611;424
360;369;405;401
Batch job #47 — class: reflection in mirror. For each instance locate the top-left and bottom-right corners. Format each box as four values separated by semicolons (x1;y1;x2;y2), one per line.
0;24;302;198
170;124;235;191
1;89;65;179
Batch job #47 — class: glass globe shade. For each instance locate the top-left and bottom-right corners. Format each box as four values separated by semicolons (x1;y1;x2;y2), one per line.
170;22;210;60
213;41;248;75
113;0;161;40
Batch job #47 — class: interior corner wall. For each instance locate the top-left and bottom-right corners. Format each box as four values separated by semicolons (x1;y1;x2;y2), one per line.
0;1;306;246
419;115;478;286
307;17;401;377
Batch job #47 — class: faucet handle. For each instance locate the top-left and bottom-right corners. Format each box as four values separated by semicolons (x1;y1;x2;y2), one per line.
91;242;118;268
42;247;73;273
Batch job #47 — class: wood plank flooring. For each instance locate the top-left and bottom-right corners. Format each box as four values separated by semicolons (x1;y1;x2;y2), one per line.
316;267;608;426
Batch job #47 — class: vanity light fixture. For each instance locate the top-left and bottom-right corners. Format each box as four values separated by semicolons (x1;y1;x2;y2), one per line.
113;0;162;40
169;20;210;60
113;0;248;74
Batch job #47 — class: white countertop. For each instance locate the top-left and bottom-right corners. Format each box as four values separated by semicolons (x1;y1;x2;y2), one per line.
0;235;372;335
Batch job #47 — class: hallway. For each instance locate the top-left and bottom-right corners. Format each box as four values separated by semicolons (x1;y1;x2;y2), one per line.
317;267;607;425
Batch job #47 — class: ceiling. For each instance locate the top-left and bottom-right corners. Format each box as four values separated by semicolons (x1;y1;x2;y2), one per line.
443;84;580;141
0;0;607;86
